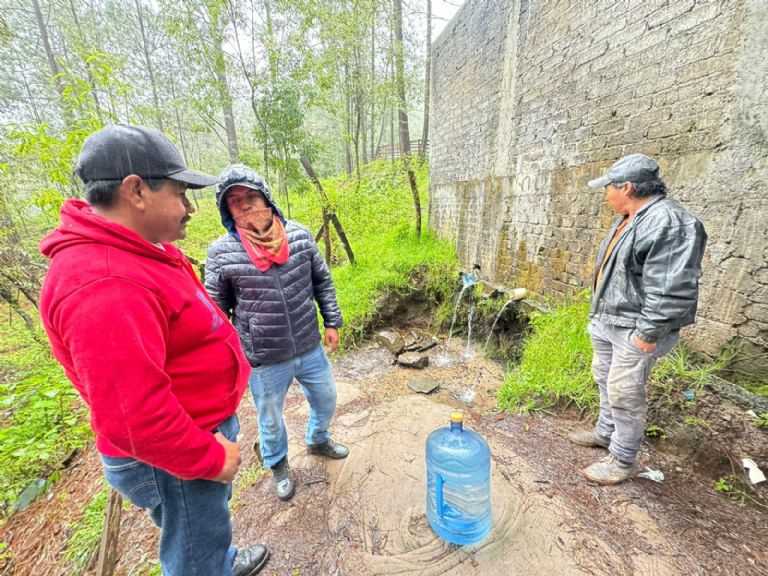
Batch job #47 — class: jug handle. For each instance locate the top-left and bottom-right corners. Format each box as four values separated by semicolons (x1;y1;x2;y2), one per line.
436;474;445;517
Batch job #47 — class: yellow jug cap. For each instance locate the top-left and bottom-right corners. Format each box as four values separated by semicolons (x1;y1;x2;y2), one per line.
450;411;463;423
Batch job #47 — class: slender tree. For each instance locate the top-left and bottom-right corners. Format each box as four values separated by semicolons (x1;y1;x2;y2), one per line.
420;0;431;159
392;0;421;235
135;0;164;131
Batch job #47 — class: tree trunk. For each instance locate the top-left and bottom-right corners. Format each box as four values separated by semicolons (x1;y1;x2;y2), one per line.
135;0;163;131
227;0;269;178
68;0;103;122
389;106;395;162
15;53;42;123
216;68;239;163
369;12;376;160
345;94;353;175
392;0;411;157
31;0;70;122
168;72;189;163
0;284;43;344
208;5;239;162
389;20;396;162
322;209;331;262
392;0;421;236
420;0;431;159
278;146;291;219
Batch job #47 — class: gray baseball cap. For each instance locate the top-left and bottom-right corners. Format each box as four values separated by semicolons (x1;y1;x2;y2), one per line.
587;153;660;188
74;124;217;189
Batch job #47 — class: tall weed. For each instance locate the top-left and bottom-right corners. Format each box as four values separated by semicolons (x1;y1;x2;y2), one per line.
497;294;597;415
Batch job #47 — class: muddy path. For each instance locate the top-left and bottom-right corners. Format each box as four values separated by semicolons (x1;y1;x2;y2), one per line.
1;337;766;576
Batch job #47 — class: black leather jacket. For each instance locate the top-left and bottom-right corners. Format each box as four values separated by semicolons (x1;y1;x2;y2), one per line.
204;164;342;366
590;195;707;343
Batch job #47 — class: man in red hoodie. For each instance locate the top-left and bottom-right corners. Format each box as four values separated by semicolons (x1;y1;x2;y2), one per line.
39;125;269;576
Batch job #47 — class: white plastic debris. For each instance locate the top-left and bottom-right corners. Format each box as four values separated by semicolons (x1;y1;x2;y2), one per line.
637;467;665;483
742;458;767;485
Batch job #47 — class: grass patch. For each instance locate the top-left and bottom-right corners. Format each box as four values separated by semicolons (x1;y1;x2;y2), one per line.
497;293;595;415
651;344;732;393
63;480;110;574
741;381;768;399
0;315;91;515
497;294;737;418
230;461;267;513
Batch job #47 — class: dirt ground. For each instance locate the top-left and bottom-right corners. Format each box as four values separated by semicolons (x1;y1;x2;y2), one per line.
1;336;767;576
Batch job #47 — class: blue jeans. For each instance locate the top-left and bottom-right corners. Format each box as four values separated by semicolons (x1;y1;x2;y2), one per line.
101;414;239;576
249;344;337;469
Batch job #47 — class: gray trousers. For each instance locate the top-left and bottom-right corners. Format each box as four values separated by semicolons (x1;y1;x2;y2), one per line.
589;319;679;464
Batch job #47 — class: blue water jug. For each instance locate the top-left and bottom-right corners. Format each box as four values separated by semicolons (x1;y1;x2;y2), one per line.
425;411;491;545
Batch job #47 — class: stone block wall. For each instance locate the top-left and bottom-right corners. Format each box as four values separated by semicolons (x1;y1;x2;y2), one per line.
429;0;767;370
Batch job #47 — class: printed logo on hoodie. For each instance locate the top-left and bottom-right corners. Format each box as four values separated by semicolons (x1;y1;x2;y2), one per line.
197;290;222;332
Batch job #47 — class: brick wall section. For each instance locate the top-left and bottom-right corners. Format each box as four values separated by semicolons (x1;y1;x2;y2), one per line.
429;0;768;372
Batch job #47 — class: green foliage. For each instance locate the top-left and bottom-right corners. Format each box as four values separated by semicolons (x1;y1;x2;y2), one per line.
495;296;736;417
63;481;110;574
0;158;454;521
741;381;768;399
0;319;91;515
652;344;733;389
230;461;266;513
644;425;667;439
497;293;595;415
714;474;767;509
714;476;733;493
181;159;457;349
649;344;733;409
755;413;768;428
683;417;708;428
131;563;162;576
0;539;11;562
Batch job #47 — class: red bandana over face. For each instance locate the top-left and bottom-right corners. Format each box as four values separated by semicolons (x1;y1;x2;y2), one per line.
234;211;289;272
227;185;290;271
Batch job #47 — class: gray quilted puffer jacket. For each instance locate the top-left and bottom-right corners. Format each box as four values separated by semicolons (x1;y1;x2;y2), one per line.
590;195;707;343
204;164;343;366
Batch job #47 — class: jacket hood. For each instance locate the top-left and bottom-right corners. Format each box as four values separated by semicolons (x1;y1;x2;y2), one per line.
40;199;184;265
215;164;286;237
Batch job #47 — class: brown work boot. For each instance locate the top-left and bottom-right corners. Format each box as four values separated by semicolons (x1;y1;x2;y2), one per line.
568;430;610;448
581;454;638;485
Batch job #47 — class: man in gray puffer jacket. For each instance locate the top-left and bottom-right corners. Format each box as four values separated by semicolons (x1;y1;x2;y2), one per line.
205;164;347;501
569;154;707;485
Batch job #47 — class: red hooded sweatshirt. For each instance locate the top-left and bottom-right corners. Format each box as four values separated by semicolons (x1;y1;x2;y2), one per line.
39;199;250;480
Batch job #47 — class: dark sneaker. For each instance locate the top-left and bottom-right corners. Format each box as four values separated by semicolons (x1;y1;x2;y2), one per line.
307;438;349;459
568;430;610;449
232;543;269;576
581;454;638;485
271;457;295;501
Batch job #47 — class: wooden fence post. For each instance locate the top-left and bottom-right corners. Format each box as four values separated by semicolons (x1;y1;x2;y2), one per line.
95;488;123;576
299;156;355;265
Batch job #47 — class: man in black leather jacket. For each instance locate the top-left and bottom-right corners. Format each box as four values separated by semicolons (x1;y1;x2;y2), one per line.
568;154;707;485
205;164;348;501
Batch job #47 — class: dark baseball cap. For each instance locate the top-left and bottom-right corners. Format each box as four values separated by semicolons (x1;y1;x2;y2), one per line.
74;124;217;189
587;153;660;188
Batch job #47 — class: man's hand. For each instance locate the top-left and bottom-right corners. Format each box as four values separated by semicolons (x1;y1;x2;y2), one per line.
634;335;657;354
324;327;340;354
211;431;241;484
